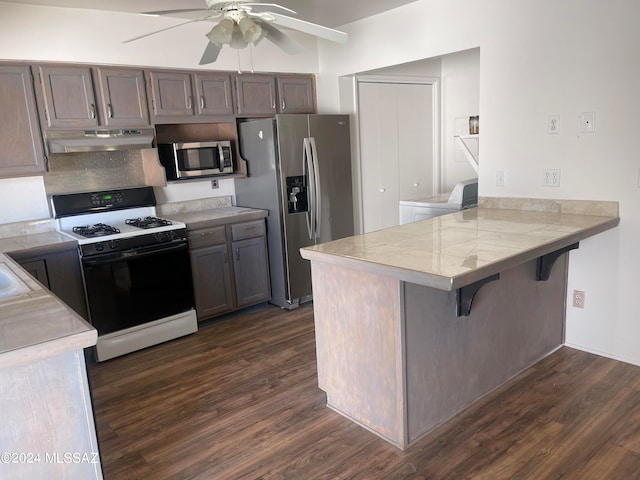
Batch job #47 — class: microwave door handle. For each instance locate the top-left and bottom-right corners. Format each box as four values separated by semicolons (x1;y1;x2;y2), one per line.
303;138;315;240
218;145;225;172
309;137;321;241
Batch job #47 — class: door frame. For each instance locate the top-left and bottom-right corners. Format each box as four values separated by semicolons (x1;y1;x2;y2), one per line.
353;74;441;233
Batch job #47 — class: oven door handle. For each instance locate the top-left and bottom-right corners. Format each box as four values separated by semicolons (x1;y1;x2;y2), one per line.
82;241;188;267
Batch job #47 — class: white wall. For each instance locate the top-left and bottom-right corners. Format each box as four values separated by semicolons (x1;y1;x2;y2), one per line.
316;0;640;365
441;48;480;191
0;1;320;221
0;176;50;223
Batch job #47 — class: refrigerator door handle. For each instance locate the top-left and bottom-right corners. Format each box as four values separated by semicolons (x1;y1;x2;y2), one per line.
309;137;321;240
303;137;316;240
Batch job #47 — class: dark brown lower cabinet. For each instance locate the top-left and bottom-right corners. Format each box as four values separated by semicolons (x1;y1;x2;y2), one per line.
232;236;270;308
188;219;270;322
190;243;234;319
9;246;88;320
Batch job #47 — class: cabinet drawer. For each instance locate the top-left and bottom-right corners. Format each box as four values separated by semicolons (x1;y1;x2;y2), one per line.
188;226;226;248
231;220;266;241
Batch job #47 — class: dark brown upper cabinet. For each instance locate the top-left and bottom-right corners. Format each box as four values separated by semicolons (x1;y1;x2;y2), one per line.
35;65;99;129
0;64;46;177
193;72;234;116
147;70;236;123
277;75;316;114
94;67;150;127
235;74;277;116
35;64;150;129
146;70;194;121
235;74;316;116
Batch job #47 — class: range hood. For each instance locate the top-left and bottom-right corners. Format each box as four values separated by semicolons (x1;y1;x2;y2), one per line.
46;128;155;154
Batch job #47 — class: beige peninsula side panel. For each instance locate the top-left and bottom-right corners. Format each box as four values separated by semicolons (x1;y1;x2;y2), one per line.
310;262;407;447
404;256;567;444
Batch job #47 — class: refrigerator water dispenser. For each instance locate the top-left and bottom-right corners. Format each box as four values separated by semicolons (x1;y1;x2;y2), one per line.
286;176;308;214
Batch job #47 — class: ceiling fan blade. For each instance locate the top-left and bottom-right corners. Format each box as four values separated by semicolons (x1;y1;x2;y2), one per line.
122;17;207;43
267;13;348;44
199;42;223;65
143;9;211;16
242;3;296;15
142;10;221;21
254;20;304;55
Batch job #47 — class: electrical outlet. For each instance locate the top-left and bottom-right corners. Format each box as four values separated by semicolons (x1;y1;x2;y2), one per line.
496;169;506;187
548;115;560;134
211;179;219;189
572;290;585;308
543;169;561;187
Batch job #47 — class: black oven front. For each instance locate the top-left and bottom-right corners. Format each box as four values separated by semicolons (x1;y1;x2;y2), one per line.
81;238;194;336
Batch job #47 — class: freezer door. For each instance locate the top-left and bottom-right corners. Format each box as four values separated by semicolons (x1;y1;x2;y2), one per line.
308;114;354;243
236;119;292;307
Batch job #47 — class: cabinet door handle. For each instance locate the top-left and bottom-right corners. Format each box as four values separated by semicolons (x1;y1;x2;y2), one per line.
281;99;286;111
200;96;205;110
413;182;419;187
107;104;113;118
271;97;276;110
379;188;386;193
89;103;96;119
187;96;192;109
223;251;228;264
235;248;240;261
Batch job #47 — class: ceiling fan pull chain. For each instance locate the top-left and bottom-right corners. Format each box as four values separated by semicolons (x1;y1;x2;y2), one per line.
237;49;242;74
249;44;255;74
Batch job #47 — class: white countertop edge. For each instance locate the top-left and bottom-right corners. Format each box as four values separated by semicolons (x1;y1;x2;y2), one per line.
0;329;97;370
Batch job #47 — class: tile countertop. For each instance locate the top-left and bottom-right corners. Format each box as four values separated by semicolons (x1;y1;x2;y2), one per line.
0;253;96;369
163;206;268;230
0;231;77;255
300;206;620;291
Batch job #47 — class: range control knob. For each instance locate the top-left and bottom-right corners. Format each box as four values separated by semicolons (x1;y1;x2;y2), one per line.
108;240;119;250
155;231;168;242
94;243;104;252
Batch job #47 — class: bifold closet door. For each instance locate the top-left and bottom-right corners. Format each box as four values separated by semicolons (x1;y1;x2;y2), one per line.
358;82;434;233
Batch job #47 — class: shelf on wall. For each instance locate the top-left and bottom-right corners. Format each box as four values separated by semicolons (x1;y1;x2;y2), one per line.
454;134;479;174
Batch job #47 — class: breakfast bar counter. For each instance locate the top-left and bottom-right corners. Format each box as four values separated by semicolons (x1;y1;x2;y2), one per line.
300;200;619;449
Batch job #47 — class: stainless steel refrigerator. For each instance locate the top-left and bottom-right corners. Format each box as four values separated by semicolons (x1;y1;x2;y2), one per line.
236;114;354;309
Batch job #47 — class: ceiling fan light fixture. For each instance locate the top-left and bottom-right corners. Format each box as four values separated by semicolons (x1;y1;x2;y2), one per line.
238;17;263;44
206;18;234;46
229;24;249;49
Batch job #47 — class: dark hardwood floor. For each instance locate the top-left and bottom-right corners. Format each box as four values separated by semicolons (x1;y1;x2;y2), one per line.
88;304;640;479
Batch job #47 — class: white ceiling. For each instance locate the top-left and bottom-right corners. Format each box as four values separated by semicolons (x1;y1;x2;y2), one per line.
0;0;418;28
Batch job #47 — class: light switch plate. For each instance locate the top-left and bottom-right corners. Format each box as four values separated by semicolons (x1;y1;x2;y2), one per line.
580;112;595;133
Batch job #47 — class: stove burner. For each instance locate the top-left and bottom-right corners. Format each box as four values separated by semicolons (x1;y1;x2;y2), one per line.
72;223;121;238
125;216;173;230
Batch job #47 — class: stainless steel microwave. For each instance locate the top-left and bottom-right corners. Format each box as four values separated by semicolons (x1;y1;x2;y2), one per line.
157;141;234;180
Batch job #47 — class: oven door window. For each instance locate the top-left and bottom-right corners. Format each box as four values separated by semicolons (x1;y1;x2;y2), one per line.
83;245;194;335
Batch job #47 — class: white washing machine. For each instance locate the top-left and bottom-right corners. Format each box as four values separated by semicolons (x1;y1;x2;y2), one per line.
399;179;478;224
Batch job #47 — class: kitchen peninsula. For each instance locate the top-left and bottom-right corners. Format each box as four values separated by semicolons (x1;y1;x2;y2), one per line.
0;248;101;479
300;199;619;449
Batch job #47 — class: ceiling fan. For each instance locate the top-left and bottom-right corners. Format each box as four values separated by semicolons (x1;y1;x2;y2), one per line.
124;0;349;65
